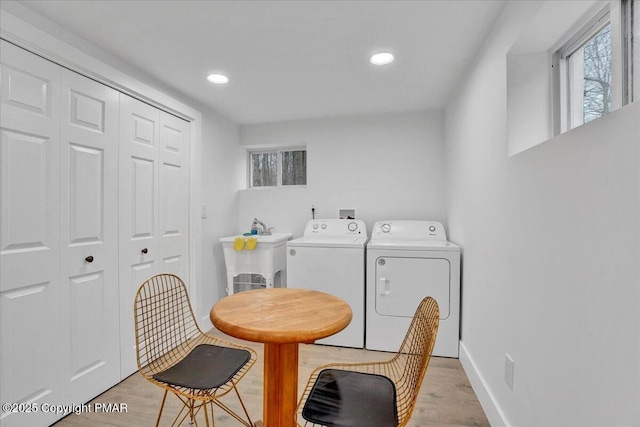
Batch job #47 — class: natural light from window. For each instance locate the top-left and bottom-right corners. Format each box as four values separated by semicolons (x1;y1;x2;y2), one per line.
250;149;307;188
506;0;636;156
567;23;612;127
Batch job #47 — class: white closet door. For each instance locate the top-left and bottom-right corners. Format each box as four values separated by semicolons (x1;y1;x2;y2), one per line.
0;40;64;427
158;112;190;280
118;98;190;378
118;95;160;377
59;69;120;402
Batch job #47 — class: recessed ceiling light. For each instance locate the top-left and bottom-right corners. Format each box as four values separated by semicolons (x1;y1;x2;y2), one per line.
370;52;394;65
207;73;229;84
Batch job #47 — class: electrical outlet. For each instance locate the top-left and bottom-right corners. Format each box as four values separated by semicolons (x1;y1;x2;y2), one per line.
311;201;317;210
504;354;515;390
201;204;208;219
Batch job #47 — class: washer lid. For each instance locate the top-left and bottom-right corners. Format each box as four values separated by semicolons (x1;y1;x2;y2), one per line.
287;236;368;248
367;240;459;251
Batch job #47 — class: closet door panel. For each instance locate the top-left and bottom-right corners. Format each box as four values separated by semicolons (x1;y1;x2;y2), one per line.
132;157;155;238
59;69;120;402
0;42;60;289
0;40;64;427
118;95;160;377
159;112;190;280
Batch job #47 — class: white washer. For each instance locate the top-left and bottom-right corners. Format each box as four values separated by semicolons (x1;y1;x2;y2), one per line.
366;221;460;357
287;219;367;348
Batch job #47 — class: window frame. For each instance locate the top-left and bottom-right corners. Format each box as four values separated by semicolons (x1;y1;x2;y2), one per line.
553;5;613;133
552;0;635;135
622;0;637;103
247;147;307;189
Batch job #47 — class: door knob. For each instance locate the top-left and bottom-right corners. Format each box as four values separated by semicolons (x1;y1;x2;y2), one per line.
141;248;148;254
85;256;94;263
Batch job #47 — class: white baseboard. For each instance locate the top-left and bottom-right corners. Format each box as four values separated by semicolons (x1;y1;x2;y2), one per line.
459;341;510;427
200;314;214;331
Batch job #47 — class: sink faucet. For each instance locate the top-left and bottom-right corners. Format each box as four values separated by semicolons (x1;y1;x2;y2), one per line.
251;218;271;235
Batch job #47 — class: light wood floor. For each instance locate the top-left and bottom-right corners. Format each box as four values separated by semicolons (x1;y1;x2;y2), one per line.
53;328;489;427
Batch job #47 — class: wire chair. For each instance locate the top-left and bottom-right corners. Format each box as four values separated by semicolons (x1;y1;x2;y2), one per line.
134;274;256;426
296;296;440;427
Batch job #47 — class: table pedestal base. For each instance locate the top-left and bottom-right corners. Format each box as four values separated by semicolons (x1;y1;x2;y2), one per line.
263;342;299;427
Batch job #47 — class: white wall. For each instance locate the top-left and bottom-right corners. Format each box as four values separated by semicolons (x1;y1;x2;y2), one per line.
446;2;640;426
506;52;552;155
198;109;245;322
237;111;446;238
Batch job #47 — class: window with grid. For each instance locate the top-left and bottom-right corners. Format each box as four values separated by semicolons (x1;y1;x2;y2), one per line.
249;149;306;188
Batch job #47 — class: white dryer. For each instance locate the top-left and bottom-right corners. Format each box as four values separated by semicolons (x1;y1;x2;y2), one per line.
366;221;460;357
287;219;367;348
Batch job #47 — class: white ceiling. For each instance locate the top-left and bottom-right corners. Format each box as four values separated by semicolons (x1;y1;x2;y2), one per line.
18;0;506;125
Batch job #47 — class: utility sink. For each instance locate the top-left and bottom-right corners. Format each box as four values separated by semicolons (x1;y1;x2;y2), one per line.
220;232;293;294
222;232;293;243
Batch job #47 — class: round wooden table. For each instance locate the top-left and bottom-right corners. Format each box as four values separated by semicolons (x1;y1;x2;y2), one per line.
210;288;352;427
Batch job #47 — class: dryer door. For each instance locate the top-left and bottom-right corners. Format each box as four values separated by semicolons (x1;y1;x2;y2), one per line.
375;256;450;319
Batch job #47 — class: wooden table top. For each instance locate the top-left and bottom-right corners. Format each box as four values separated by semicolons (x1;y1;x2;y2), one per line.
210;288;352;344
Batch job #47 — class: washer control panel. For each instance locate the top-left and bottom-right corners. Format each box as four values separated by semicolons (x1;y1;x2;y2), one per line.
303;219;367;237
371;220;446;241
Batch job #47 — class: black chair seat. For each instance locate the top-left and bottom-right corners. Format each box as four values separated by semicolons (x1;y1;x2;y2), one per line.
302;369;398;427
153;344;251;390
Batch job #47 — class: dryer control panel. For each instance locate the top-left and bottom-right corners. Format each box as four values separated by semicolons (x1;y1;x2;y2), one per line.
371;220;446;241
303;219;367;237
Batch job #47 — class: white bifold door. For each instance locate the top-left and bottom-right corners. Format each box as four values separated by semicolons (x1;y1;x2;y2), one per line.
118;95;190;377
1;41;120;426
1;40;190;426
58;65;121;405
1;40;64;427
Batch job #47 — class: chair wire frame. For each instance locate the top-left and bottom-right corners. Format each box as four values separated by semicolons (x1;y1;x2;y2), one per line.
134;274;257;427
296;296;440;427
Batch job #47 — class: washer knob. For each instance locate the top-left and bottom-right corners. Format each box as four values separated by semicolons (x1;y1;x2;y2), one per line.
313;224;319;229
429;225;436;232
321;223;327;229
348;222;358;232
381;223;391;233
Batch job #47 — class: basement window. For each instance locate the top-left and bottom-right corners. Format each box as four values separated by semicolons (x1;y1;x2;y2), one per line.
555;7;614;131
507;0;637;156
249;148;306;188
568;23;612;125
552;0;636;133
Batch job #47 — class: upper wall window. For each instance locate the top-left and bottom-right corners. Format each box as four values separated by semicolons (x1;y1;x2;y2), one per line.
579;24;612;123
249;148;306;188
553;0;636;133
507;0;637;156
558;8;612;129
